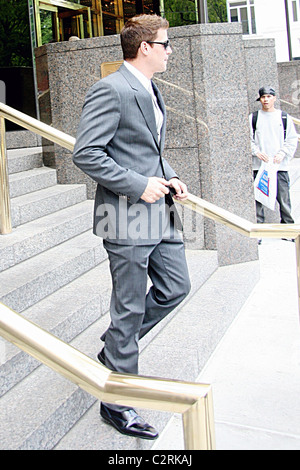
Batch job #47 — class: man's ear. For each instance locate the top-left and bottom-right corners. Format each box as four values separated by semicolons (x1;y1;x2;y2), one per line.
140;40;151;56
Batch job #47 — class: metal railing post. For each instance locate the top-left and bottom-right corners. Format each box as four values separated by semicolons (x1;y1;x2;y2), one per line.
0;116;11;234
182;388;215;450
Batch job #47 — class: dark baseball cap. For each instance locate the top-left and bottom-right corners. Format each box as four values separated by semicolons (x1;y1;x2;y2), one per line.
256;86;276;101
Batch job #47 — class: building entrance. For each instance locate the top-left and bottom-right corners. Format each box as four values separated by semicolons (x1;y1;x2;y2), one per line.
33;0;93;46
32;0;161;46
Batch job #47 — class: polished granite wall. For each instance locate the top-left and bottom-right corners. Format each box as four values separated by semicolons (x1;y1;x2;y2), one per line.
278;60;300;119
35;23;262;266
277;60;300;159
244;38;280;114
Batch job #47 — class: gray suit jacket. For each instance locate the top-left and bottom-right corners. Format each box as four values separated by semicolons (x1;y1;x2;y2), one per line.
73;64;179;244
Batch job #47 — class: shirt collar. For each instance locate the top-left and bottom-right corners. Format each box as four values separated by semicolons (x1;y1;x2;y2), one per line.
124;61;151;92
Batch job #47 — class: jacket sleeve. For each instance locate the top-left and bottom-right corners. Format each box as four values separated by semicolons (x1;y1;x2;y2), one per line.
161;158;178;181
73;80;148;204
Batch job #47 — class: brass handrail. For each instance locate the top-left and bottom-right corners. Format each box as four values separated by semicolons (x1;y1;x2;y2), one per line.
292;116;300;128
0;301;215;450
0;102;75;151
178;193;300;239
291;116;300;141
0;103;75;235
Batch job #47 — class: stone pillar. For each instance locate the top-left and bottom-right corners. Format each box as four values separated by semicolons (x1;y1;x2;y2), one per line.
243;38;280;113
164;23;257;265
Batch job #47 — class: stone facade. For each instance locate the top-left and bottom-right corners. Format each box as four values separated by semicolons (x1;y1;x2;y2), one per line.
277;60;300;125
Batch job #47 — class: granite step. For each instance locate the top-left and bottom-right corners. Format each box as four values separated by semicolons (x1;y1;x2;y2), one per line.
9;166;57;198
0;230;105;313
6;131;42;150
0;200;93;273
7;147;43;174
0;249;219;450
10;183;87;228
0;249;109;397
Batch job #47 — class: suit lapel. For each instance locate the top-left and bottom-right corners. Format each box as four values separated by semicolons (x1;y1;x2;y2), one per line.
118;65;165;150
152;81;166;152
136;93;159;148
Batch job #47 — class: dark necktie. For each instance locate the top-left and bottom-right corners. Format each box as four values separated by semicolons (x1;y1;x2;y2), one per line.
151;82;183;232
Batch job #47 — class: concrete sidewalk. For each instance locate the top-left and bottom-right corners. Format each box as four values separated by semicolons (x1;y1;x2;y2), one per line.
153;161;300;450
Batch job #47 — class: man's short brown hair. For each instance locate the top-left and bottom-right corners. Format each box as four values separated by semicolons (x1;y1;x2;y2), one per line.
121;14;169;60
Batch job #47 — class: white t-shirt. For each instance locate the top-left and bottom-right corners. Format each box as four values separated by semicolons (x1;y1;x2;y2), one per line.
249;109;298;171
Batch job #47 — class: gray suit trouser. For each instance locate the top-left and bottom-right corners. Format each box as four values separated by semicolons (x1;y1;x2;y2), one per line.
101;237;191;375
100;236;190;412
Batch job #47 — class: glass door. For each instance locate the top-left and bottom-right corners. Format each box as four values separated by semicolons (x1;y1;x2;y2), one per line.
101;0;124;35
39;4;60;44
33;0;93;46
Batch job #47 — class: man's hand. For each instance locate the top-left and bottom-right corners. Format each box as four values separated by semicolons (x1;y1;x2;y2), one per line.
141;177;170;203
256;151;269;163
169;177;188;200
274;153;284;164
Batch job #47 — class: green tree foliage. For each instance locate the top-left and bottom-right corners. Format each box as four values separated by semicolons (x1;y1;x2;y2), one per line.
0;0;32;67
162;0;227;26
40;10;55;45
207;0;227;23
163;0;198;27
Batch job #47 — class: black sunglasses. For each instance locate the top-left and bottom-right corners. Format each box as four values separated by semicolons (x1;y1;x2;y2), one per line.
147;40;171;50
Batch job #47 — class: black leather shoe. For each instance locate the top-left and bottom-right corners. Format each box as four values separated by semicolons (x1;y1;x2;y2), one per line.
100;403;159;440
97;348;106;365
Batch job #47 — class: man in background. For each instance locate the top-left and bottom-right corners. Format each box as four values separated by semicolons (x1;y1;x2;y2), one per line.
250;86;298;237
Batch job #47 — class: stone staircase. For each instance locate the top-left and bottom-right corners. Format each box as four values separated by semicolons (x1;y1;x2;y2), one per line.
0;134;259;450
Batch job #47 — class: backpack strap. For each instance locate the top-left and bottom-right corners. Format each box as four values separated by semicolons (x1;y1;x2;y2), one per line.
252;111;258;138
281;111;287;140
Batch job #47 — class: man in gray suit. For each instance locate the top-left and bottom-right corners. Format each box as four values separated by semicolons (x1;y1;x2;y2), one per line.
73;14;191;440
